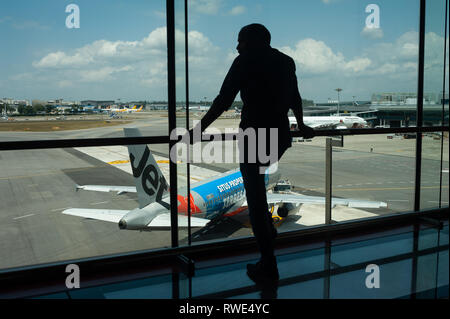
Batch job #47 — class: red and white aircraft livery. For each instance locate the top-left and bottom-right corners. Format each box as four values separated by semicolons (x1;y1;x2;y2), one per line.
63;128;387;230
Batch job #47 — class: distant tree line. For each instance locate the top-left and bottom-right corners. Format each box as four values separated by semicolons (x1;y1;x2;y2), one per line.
13;104;82;115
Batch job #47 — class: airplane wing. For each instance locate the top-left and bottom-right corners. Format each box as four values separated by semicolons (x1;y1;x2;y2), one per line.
62;209;210;228
264;193;387;209
76;185;137;194
148;213;210;228
63;208;130;223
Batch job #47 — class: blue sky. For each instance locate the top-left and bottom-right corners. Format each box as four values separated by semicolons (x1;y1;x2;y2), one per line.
0;0;447;103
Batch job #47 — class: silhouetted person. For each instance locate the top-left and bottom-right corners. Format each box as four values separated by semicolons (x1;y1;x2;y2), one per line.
191;23;314;284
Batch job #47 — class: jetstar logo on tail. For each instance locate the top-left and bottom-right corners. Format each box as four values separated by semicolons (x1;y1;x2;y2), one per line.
130;148;169;209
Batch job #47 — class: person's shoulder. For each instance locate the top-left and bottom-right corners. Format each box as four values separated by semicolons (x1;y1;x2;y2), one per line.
271;48;295;64
231;53;248;67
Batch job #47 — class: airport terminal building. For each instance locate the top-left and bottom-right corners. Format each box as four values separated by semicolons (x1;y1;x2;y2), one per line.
0;0;448;303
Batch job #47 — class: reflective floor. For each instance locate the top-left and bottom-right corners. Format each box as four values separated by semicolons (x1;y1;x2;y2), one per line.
36;223;449;299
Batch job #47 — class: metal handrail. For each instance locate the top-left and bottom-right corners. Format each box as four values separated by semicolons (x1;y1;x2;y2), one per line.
0;125;448;151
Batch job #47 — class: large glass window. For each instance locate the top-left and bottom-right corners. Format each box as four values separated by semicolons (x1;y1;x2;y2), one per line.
0;0;448;275
0;0;170;269
0;0;168;142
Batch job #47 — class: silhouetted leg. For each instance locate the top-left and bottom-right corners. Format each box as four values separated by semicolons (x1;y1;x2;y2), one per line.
240;162;276;268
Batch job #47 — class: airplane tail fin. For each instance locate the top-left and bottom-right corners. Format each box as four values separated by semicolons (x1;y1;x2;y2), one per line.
124;128;169;209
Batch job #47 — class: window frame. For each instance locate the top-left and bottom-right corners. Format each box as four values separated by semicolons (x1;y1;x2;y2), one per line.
0;0;448;290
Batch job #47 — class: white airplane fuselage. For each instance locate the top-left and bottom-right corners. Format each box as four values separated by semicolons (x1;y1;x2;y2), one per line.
289;115;367;129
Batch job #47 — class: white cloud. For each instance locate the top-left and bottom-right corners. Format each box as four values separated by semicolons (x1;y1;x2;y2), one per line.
33;51;92;68
280;38;371;75
79;66;133;82
189;0;222;15
29;27;224;100
361;26;384;39
230;5;246;16
16;26;449;102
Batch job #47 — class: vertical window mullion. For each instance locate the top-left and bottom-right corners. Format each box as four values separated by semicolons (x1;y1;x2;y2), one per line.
167;0;178;248
184;0;192;246
414;0;426;212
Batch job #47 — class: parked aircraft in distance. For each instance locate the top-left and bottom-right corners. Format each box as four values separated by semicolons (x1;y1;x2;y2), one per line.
189;105;210;112
106;105;143;113
63;128;387;231
289;115;368;130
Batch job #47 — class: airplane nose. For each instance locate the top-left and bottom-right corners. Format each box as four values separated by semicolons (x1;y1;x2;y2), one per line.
118;219;127;229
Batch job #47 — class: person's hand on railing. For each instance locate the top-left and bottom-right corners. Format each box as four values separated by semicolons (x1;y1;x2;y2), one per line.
296;123;315;139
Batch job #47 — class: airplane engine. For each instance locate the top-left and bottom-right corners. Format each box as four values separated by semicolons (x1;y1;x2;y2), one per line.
118;208;161;230
277;203;296;218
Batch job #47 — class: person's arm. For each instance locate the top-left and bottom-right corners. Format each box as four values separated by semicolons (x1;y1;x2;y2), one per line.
197;96;229;132
289;59;314;138
291;90;304;127
193;57;242;134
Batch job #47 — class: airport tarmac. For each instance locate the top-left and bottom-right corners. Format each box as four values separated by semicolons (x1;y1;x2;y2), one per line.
0;112;448;270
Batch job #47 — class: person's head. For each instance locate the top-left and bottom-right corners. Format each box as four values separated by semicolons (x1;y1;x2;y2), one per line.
237;23;271;54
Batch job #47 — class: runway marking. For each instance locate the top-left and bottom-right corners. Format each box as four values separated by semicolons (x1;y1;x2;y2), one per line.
107;159;181;165
51;207;71;212
156;160;182;164
107;160;130;165
13;214;35;220
89;201;109;205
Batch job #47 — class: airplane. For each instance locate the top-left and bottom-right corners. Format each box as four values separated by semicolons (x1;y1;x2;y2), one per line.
124;105;144;113
106;105;144;114
62;128;387;231
289;115;368;130
189;105;210;112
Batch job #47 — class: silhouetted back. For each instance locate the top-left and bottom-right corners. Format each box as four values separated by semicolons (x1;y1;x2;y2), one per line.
238;47;296;130
215;46;298;159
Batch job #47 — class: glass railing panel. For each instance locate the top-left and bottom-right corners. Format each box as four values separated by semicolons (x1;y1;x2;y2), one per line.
440;224;449;246
230;278;324;299
68;274;173;299
192;247;324;298
331;232;414;268
329;259;413;299
416;253;439;298
437;249;449;298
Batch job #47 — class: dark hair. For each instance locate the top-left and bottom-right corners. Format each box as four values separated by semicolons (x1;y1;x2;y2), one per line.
238;23;271;48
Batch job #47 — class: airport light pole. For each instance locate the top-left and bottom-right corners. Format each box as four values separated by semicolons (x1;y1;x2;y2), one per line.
335;88;342;115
